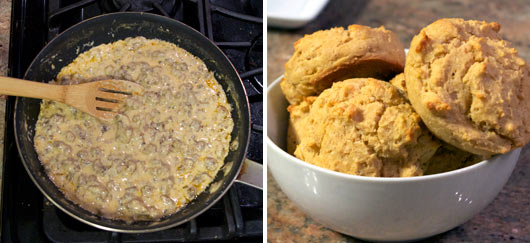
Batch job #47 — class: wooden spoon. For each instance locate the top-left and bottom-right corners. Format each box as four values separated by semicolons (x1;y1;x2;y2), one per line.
0;76;144;121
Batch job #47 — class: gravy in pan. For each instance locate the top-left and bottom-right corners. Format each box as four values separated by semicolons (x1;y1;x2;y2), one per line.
34;37;234;222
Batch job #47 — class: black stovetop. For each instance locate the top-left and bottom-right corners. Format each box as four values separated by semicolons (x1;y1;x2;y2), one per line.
2;0;263;242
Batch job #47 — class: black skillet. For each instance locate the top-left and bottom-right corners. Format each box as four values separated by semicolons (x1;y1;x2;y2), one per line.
14;12;259;233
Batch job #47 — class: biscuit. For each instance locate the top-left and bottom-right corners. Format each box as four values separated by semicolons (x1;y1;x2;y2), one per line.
406;18;530;156
389;72;487;174
294;78;440;177
281;25;406;105
425;143;488;175
286;97;316;154
390;73;407;100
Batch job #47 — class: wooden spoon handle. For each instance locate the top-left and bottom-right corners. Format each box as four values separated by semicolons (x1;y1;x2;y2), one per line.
0;76;66;102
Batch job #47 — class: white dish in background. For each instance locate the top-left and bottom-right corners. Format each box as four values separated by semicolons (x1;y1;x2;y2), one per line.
267;0;329;28
267;75;521;241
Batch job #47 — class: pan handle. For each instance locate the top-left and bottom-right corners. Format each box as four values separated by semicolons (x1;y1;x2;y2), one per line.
235;159;263;190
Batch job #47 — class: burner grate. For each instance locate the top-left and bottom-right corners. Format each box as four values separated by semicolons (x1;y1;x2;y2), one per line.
41;184;262;242
104;0;177;13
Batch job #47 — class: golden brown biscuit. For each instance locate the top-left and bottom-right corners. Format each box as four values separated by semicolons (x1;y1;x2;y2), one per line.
406;18;530;156
281;25;406;105
425;144;489;175
294;78;440;177
390;73;407;100
389;72;487;174
286;97;316;154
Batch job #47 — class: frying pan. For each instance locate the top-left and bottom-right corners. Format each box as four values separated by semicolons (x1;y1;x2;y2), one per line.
13;12;261;233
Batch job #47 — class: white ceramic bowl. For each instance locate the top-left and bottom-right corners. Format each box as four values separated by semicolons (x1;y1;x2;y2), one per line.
266;76;521;242
267;0;329;29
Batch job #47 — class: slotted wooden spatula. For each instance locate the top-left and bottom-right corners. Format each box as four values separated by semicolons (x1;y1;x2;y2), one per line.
0;76;144;121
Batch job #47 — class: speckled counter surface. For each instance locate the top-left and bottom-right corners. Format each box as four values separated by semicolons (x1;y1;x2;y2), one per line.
0;0;11;182
267;0;530;242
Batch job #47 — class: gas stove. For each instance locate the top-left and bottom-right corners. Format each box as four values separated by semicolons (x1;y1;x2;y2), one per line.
2;0;262;242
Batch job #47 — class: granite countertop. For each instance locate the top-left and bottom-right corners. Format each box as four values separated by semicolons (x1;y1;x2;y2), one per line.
0;0;11;181
267;0;530;242
0;0;10;234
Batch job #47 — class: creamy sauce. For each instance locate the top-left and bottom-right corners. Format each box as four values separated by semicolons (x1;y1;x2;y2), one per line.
34;37;234;222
